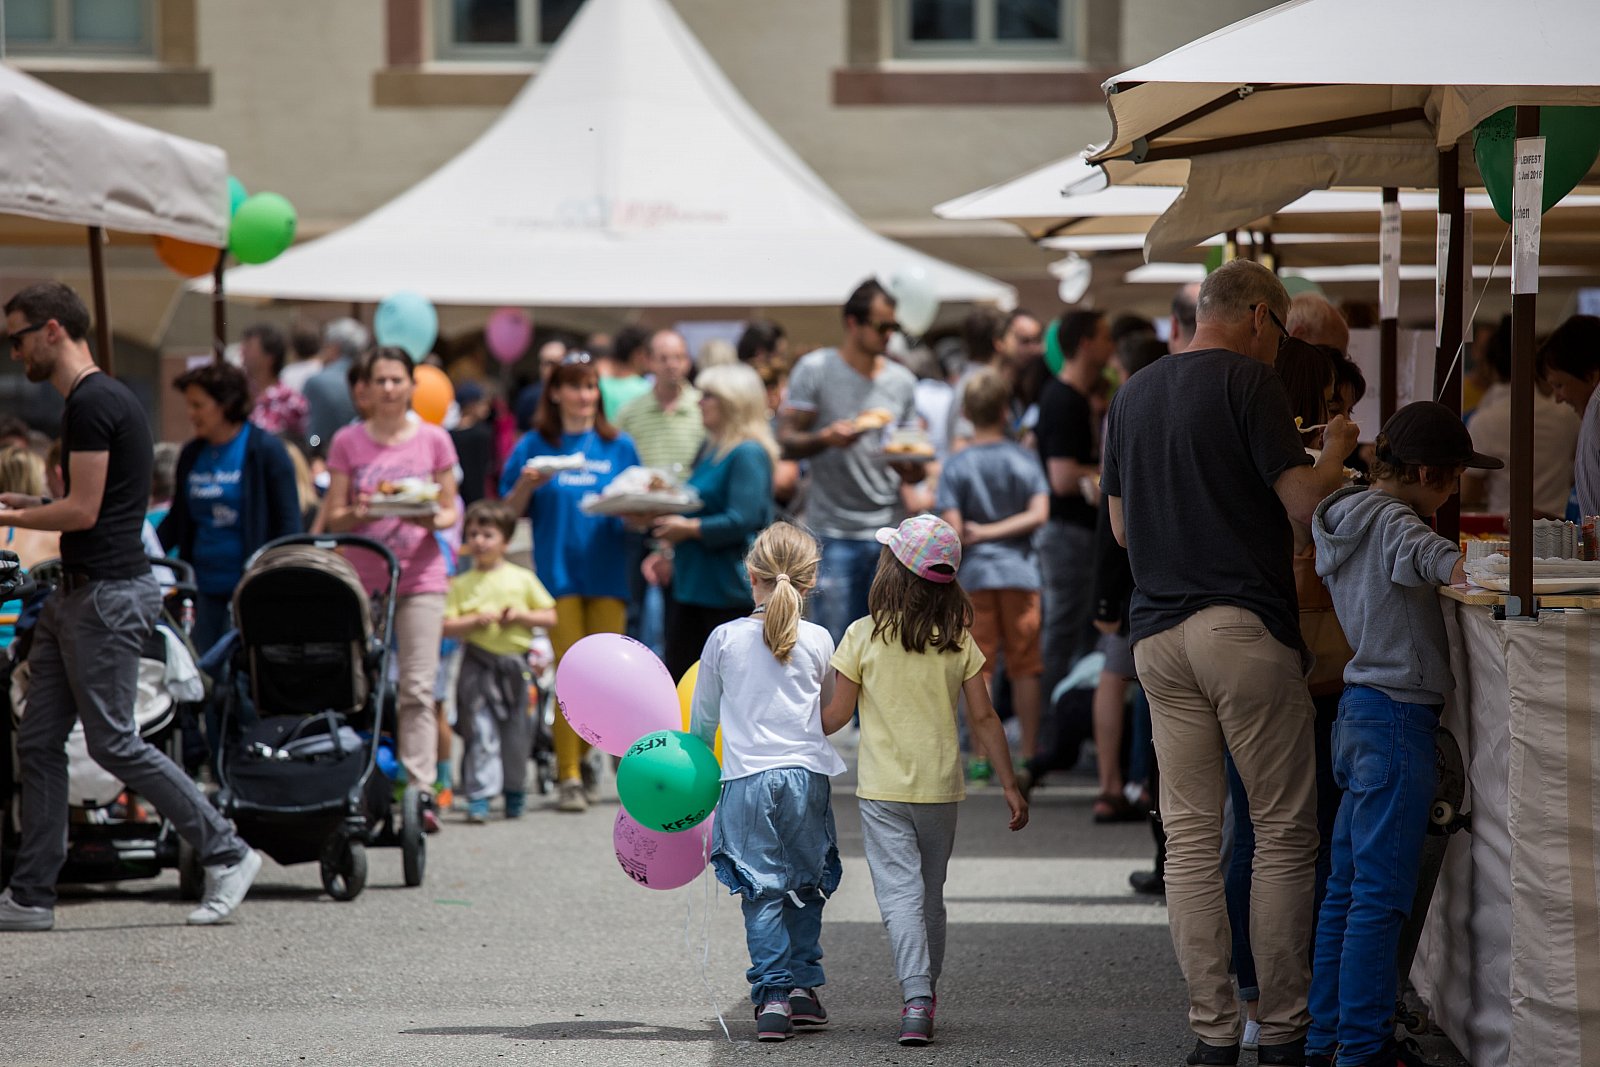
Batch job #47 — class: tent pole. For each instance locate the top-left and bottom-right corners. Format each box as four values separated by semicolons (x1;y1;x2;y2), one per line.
1435;147;1465;544
87;226;112;375
212;253;227;361
1379;187;1399;423
1507;106;1540;618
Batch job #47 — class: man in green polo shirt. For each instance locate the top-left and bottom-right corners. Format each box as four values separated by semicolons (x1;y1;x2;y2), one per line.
615;329;706;655
616;329;705;476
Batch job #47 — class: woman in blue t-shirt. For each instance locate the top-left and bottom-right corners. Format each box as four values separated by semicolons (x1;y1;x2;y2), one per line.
159;362;302;652
500;354;640;813
646;363;775;681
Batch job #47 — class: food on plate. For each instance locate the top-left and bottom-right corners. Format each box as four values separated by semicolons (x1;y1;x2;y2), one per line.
853;407;895;432
883;425;935;458
372;477;441;503
524;453;587;474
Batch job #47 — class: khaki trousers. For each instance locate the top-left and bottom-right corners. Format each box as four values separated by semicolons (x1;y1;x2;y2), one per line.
394;592;446;790
1133;604;1318;1046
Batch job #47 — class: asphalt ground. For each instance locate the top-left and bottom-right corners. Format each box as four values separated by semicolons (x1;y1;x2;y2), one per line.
0;744;1467;1067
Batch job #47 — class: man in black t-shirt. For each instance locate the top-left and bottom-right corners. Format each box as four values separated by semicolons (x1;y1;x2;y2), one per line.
1100;261;1358;1063
0;283;260;932
1035;309;1114;707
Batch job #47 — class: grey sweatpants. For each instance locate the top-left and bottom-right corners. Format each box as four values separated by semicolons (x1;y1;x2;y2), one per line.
454;646;532;801
859;798;959;1001
12;575;247;909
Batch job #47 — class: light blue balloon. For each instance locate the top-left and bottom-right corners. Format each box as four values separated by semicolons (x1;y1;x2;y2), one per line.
227;176;248;218
374;291;439;362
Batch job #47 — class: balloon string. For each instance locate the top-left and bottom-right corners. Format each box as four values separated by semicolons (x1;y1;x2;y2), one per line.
1437;227;1509;404
683;830;732;1042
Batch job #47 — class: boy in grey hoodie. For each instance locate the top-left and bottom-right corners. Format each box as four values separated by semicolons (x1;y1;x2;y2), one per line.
1305;401;1501;1067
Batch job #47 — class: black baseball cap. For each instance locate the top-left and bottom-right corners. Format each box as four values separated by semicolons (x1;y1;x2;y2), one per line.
1378;401;1503;469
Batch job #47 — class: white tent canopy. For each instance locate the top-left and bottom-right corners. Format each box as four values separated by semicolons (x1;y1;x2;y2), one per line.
0;63;228;245
1084;0;1600;256
213;0;1012;309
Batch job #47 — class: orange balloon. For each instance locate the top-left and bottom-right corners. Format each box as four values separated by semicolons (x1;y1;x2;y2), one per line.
412;363;454;426
153;235;223;278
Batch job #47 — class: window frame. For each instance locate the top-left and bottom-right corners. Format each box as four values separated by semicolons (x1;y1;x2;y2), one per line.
433;0;571;63
892;0;1080;63
4;0;158;59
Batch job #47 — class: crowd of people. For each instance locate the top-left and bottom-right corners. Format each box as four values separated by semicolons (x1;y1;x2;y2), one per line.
0;266;1592;1063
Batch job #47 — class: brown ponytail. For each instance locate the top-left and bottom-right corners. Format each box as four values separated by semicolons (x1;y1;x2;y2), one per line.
745;522;820;663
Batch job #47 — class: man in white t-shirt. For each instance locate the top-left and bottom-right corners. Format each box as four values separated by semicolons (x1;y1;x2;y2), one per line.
1466;317;1582;516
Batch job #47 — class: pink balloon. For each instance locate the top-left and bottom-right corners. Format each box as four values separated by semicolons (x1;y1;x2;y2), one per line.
554;633;680;756
485;308;533;364
614;809;714;891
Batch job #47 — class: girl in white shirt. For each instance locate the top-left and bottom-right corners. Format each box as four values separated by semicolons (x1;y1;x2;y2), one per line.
690;521;843;1044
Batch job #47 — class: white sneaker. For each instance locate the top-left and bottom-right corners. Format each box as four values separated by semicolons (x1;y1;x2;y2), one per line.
556;778;588;813
0;888;53;932
187;849;263;926
1241;1018;1261;1052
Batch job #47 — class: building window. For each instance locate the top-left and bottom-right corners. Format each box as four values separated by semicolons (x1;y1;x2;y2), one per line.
4;0;156;56
895;0;1078;61
433;0;584;61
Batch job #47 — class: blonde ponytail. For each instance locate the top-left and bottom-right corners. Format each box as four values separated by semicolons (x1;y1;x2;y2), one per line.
745;522;820;663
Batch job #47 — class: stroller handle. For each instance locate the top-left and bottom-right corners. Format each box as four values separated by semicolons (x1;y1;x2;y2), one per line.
246;534;403;603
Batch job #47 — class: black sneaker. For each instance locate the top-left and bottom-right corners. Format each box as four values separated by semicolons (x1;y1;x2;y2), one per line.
1129;868;1166;895
788;987;827;1027
1389;1036;1443;1067
1256;1036;1305;1065
755;997;792;1041
1186;1039;1241;1065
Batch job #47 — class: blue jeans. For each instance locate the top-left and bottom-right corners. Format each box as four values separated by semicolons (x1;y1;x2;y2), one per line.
1224;691;1341;1002
712;768;842;1004
815;536;880;646
1306;686;1438;1063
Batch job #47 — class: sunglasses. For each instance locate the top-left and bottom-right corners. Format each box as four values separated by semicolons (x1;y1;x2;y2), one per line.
561;351;593;366
867;320;901;337
1251;304;1291;351
7;322;45;352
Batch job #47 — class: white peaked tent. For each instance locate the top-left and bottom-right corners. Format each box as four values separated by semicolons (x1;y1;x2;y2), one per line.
214;0;1012;309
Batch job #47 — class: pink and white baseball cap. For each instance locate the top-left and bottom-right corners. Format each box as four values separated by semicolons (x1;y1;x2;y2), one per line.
875;514;962;584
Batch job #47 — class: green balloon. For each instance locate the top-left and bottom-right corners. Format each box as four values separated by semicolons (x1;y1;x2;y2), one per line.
1474;106;1600;225
227;176;248;218
616;730;721;833
229;192;297;265
1204;244;1226;274
1043;317;1064;377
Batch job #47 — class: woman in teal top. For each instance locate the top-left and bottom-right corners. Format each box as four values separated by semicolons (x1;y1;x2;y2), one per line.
650;363;776;680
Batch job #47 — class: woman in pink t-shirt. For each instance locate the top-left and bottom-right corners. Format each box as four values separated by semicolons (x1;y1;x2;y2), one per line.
323;347;460;832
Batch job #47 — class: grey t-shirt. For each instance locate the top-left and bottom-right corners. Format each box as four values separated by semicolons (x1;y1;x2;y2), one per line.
785;348;918;540
1100;347;1312;653
935;440;1048;591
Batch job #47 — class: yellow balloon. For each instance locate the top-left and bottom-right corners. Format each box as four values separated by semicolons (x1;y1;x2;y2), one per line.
676;661;721;764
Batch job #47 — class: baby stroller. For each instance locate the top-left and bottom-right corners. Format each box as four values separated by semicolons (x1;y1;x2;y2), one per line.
209;534;423;900
0;555;210;893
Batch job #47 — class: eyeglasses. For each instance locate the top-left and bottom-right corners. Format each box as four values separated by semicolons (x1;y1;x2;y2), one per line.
560;351;593;366
7;322;45;352
1251;304;1291;351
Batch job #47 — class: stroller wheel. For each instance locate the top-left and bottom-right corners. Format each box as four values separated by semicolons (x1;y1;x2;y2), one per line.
400;786;426;888
320;836;367;901
177;837;205;901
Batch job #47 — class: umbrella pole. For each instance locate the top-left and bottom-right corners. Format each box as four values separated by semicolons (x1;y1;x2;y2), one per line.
1379;188;1399;424
212;253;227;362
1507;106;1540;618
1435;148;1465;543
87;226;112;375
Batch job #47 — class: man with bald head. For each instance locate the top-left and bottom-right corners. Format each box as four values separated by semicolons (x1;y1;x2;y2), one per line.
1169;281;1201;353
1101;260;1359;1065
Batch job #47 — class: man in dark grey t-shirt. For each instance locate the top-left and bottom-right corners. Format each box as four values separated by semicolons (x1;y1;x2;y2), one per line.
779;279;923;643
0;283;261;932
1101;261;1357;1063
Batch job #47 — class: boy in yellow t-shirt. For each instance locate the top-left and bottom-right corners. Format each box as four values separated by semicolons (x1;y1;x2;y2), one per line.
822;515;1026;1047
444;500;557;821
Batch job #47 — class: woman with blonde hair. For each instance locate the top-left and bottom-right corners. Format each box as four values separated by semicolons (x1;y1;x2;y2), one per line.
649;362;778;679
0;447;61;650
689;521;843;1041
